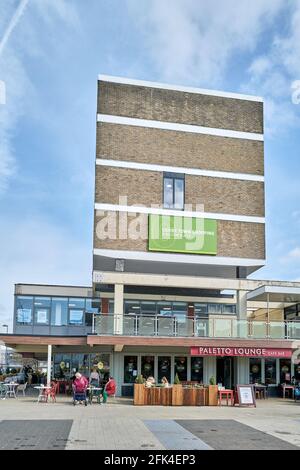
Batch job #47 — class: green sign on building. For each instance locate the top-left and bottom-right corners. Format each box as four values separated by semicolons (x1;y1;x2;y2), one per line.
148;214;217;255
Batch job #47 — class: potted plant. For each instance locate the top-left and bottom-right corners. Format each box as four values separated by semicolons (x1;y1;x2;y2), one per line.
208;376;218;406
172;373;183;406
133;375;146;405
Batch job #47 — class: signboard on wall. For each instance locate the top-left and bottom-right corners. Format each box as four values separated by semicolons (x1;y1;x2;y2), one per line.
148;214;217;255
190;346;292;358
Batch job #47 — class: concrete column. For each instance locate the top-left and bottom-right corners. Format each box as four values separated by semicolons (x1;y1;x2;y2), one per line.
47;344;52;387
235;357;249;385
112;352;123;397
203;356;216;384
236;290;248;320
236;290;248;338
114;284;124;335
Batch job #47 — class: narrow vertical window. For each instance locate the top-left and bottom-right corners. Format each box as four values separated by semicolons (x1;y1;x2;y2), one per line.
163;173;185;210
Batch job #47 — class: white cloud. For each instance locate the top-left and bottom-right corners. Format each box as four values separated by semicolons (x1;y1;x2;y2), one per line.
0;217;91;330
0;0;80;195
244;2;300;135
128;0;286;85
287;247;300;259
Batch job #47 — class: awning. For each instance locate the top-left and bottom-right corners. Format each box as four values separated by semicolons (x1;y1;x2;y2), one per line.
247;285;300;303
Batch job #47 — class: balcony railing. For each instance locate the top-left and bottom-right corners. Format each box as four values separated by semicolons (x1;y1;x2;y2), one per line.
92;314;300;340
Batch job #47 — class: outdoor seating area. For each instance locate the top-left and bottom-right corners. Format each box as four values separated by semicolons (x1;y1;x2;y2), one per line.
132;373;300;407
0;380;27;399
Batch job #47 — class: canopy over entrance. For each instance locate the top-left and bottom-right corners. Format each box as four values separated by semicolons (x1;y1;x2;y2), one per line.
247;285;300;303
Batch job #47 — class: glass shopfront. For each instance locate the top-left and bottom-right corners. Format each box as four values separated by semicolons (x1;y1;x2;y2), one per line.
248;358;293;385
158;356;171;383
15;295;102;327
249;358;262;384
280;359;291;383
53;353;110;382
141;356;155;379
123;355;191;384
174;356;187;381
191;357;203;383
124;300;236;317
16;296;33;324
265;358;277;385
124;356;138;384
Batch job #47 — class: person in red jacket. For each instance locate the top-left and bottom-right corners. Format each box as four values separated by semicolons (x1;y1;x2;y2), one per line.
103;377;116;402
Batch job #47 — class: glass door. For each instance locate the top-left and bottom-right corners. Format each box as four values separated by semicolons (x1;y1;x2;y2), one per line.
217;357;232;389
157;356;171;383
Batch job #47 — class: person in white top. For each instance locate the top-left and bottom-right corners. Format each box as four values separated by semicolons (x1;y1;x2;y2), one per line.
89;368;100;387
145;376;155;388
161;377;170;388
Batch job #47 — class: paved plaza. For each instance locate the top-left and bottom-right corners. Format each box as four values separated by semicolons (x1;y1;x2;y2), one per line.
0;394;300;450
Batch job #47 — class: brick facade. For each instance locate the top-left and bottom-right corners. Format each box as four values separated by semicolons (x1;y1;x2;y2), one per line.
95;166;265;217
98;82;263;134
94;78;266;268
97;123;264;176
94;211;265;260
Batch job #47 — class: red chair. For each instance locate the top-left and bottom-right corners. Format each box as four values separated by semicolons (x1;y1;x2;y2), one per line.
46;382;58;402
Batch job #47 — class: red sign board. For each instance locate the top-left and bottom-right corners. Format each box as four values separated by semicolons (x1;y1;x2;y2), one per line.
190;346;292;358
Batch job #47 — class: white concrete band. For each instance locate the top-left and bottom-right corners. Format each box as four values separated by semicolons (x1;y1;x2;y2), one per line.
93;249;266;268
94;203;266;225
96;158;264;183
97;114;264;142
98;74;264;103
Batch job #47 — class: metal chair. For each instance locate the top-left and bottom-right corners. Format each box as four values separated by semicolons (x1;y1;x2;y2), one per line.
0;383;6;400
17;382;28;397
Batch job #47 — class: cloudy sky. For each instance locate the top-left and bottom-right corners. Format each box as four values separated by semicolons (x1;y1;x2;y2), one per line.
0;0;300;330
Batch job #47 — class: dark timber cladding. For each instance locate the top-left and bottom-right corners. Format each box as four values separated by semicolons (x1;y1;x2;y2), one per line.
97;81;264;133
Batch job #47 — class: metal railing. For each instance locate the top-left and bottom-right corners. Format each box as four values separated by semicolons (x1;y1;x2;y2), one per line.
91;314;300;339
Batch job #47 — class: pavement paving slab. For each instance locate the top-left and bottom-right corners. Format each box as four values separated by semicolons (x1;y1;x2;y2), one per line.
0;420;73;450
176;419;299;450
144;420;212;450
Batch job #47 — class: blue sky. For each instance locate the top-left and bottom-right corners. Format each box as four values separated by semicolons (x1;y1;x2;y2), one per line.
0;0;300;329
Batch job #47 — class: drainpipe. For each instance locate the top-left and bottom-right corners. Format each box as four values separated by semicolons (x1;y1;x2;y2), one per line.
267;293;270;338
47;344;52;387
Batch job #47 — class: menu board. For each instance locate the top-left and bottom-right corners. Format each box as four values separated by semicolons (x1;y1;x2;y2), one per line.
236;385;256;407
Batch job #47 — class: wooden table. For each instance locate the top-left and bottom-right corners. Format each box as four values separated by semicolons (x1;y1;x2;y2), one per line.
282;385;294;399
254;385;267;399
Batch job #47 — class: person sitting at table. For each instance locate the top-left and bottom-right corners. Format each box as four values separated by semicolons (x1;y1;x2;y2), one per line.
161;376;170;388
73;373;88;391
89;368;100;387
145;376;155;388
73;372;88;404
102;377;117;403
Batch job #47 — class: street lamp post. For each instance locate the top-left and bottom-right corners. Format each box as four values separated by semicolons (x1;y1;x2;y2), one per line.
2;325;8;371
